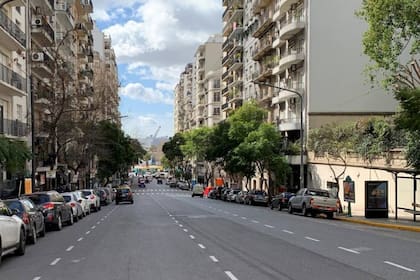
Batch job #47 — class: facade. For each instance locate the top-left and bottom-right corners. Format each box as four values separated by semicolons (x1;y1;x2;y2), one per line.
174;63;193;133
0;2;28;192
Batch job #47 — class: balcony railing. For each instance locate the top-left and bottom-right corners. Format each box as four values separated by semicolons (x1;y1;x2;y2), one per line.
0;62;26;92
0;118;27;137
0;9;26;47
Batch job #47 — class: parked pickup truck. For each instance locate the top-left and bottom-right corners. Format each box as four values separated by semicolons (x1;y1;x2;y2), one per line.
288;188;339;219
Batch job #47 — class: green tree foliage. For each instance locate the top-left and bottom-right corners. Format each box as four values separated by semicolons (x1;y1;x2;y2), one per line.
0;136;31;174
162;133;185;169
93;121;142;182
181;127;212;161
357;0;420;89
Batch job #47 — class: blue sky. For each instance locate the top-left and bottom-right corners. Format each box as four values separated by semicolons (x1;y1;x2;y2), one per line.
91;0;222;140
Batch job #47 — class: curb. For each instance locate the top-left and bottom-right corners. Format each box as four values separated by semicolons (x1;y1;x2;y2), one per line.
335;216;420;233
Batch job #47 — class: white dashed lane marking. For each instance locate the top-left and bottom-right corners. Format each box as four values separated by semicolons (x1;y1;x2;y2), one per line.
338;247;360;254
209;256;219;262
85;231;91;235
384;261;415;272
66;246;74;252
50;258;61;266
225;271;239;280
77;237;83;242
32;277;41;280
264;224;274;228
282;229;294;234
305;236;320;242
198;244;206;249
189;235;195;240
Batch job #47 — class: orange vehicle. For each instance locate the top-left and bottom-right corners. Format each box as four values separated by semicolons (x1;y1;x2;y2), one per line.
203;186;214;197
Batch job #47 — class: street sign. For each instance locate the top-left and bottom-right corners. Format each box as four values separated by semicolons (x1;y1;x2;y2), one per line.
46;170;56;179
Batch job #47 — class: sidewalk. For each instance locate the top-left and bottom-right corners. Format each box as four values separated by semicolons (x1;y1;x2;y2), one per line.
335;214;420;233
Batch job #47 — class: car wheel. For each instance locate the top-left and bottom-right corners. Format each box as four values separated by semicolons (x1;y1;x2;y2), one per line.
30;226;37;244
15;228;26;256
39;223;46;237
311;211;317;218
270;203;274;210
302;204;308;216
74;212;79;222
68;213;74;226
56;216;63;231
288;204;293;214
326;212;334;219
116;201;119;205
131;200;134;204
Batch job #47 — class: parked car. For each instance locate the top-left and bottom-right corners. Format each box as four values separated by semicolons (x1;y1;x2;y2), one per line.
288;188;339;219
178;181;190;191
61;192;84;221
0;200;26;263
207;189;217;199
101;187;113;204
81;189;101;212
227;189;241;202
270;192;295;211
156;177;163;184
245;190;269;206
73;191;91;215
191;184;204;198
116;185;134;204
138;178;146;188
235;191;248;204
221;188;231;201
24;191;74;230
203;186;214;197
4;198;45;244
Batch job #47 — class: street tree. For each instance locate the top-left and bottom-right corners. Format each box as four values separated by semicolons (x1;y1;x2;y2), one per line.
162;133;185;177
0;136;31;175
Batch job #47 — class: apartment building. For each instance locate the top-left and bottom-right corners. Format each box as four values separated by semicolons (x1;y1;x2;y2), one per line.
174;63;193;133
192;35;223;129
0;2;28;188
221;0;399;189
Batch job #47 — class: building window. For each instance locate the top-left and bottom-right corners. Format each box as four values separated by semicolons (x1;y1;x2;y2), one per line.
0;105;3;133
213;79;220;89
17;104;23;121
213;92;220;102
213;107;220;116
16;6;21;14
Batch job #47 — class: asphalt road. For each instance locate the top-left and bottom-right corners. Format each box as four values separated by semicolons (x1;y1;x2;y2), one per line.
1;181;420;280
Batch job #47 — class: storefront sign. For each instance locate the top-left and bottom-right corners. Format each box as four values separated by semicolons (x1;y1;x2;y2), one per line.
343;178;355;202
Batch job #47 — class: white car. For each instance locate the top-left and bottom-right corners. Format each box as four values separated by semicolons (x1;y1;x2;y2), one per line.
0;200;26;263
81;189;101;212
74;191;91;215
62;192;85;221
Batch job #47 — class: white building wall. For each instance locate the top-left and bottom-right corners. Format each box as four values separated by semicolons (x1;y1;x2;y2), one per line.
308;163;420;219
307;0;398;114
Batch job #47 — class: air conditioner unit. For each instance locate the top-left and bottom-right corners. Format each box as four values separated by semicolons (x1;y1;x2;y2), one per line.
32;17;42;27
32;52;44;62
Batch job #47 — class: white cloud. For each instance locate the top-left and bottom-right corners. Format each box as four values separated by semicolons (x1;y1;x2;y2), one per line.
119;83;173;105
122;113;173;139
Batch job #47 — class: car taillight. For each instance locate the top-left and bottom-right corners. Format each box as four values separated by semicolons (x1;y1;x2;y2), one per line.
22;212;30;224
70;202;76;207
90;195;95;199
43;202;55;210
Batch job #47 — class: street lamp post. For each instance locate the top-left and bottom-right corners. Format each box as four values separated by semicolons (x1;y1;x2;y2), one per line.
252;80;305;189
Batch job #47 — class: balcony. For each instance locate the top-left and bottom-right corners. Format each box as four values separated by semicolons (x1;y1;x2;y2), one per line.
252;0;272;15
228;56;243;72
252;12;275;38
223;39;234;52
278;47;305;72
271;79;304;105
32;51;54;78
279;0;300;14
222;54;232;67
0;62;26;97
258;86;275;104
222;86;229;96
31;17;55;47
55;2;75;30
252;36;273;61
79;65;94;79
0;118;27;138
279;12;305;40
84;15;94;30
227;25;243;41
278;117;301;131
0;9;26;50
80;0;93;13
221;102;232;112
253;60;276;82
32;0;55;15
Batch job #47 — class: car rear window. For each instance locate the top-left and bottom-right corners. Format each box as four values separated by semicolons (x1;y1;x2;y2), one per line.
4;200;24;212
26;194;50;205
118;189;130;194
63;195;72;203
82;191;92;196
308;190;330;197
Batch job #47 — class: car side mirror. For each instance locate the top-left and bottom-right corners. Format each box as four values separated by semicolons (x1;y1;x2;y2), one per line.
78;199;83;203
11;208;20;215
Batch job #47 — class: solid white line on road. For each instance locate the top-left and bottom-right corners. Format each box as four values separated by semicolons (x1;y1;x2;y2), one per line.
77;237;83;242
338;247;360;254
225;271;239;280
189;235;195;240
50;258;61;266
251;220;259;223
282;230;294;234
91;226;96;229
198;244;206;249
305;236;320;242
183;229;188;232
85;231;91;235
384;261;416;272
66;246;74;252
241;216;247;220
209;256;219;263
264;224;275;228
